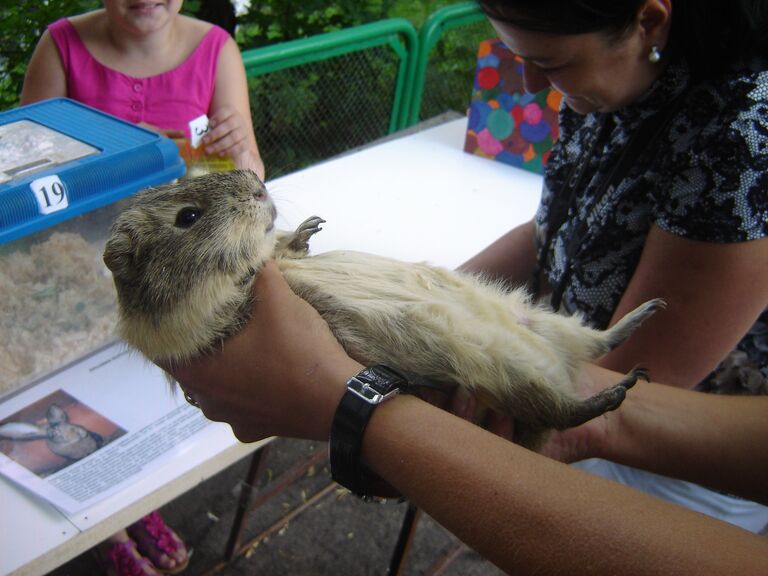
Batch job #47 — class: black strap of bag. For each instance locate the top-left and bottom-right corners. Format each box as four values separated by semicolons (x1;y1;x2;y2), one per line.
536;98;685;312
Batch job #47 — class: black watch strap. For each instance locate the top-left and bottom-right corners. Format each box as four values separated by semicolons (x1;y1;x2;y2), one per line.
329;365;408;498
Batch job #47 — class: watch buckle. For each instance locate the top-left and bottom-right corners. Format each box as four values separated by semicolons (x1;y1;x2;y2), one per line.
347;376;400;405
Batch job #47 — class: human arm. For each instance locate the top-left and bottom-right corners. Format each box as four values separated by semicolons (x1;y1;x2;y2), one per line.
458;218;538;287
543;364;768;506
20;30;68;105
204;36;265;180
164;261;768;574
598;227;768;388
365;394;768;575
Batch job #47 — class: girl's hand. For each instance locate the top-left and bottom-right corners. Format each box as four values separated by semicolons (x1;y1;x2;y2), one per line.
203;107;265;179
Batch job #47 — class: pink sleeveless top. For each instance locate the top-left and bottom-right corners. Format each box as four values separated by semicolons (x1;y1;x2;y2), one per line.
48;18;229;136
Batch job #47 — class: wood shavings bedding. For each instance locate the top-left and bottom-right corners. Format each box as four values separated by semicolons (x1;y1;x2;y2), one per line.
0;232;117;397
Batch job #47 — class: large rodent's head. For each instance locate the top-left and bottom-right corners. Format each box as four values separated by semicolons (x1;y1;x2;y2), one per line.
103;170;276;361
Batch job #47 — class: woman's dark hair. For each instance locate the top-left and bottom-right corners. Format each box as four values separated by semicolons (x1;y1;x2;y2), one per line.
477;0;768;78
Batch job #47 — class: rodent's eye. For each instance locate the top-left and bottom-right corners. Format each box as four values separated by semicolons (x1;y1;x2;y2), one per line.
175;207;203;228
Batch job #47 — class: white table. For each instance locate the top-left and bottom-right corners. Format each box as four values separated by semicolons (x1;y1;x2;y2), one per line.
271;117;542;267
1;116;543;576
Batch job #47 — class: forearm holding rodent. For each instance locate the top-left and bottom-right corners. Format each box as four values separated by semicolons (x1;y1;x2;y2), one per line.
590;365;768;505
361;393;768;575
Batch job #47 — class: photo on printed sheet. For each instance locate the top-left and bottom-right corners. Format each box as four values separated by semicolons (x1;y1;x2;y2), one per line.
0;389;125;477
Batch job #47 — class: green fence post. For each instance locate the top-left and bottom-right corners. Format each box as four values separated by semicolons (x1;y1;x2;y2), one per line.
241;18;418;134
407;2;486;127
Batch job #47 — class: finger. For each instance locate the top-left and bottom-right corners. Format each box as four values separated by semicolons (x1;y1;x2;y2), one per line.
485;412;515;440
204;111;239;140
450;388;478;421
204;130;249;157
253;259;291;297
207;107;236;127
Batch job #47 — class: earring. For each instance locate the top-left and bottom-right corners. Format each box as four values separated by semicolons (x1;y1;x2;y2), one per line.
648;45;662;63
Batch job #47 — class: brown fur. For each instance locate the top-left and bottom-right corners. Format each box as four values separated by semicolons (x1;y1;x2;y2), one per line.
104;170;662;449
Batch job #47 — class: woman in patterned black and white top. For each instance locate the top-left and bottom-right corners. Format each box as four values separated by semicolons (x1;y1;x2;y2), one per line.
464;0;768;531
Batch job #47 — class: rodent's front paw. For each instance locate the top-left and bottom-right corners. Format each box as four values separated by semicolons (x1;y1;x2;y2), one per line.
286;216;325;255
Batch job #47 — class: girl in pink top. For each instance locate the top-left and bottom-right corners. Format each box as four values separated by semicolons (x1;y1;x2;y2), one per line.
21;0;264;180
20;2;265;574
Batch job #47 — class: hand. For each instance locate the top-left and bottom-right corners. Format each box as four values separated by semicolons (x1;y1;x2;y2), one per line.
450;364;615;460
539;416;609;463
159;260;361;443
449;388;515;441
203;107;265;178
539;364;618;462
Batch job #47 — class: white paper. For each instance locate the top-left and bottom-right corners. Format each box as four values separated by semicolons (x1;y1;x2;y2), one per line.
188;114;210;148
0;343;213;517
30;174;69;214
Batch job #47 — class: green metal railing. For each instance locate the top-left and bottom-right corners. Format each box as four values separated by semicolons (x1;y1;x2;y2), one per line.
408;2;496;124
242;18;418;134
240;5;493;176
407;2;485;125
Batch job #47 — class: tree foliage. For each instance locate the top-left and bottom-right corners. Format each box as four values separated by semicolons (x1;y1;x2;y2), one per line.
0;0;486;176
1;1;99;109
0;0;467;111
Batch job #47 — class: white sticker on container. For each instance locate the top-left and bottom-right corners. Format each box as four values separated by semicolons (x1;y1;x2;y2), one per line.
189;114;210;148
30;175;69;214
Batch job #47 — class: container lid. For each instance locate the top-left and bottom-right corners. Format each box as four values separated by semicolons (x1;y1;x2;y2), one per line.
0;98;186;245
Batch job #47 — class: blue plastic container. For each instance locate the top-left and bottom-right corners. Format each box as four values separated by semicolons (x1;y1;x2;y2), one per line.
0;98;185;245
0;99;186;398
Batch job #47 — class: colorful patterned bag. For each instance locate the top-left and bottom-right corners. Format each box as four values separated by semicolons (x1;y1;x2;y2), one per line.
464;39;562;174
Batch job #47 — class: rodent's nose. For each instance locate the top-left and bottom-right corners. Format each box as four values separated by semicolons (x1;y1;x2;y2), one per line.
253;188;267;201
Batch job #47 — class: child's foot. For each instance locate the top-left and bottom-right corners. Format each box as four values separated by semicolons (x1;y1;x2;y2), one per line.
95;537;161;576
127;512;189;574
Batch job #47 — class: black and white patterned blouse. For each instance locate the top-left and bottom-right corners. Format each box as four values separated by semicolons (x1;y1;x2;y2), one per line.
535;61;768;393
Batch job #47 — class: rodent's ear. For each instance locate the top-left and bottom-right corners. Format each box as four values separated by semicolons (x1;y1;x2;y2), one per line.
103;223;140;278
47;404;68;425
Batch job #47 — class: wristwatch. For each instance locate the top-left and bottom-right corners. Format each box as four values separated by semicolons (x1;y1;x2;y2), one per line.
329;365;408;499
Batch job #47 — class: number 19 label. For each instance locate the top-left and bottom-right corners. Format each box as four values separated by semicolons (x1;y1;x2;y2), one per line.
30;175;69;214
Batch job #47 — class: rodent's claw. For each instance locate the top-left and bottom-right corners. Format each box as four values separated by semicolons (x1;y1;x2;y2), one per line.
297;216;325;238
291;216;325;252
276;216;326;258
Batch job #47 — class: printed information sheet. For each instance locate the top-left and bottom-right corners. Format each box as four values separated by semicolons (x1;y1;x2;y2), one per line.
0;343;213;519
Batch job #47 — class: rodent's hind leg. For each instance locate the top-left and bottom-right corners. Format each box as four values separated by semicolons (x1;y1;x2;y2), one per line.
274;216;326;259
512;367;649;451
558;366;649;429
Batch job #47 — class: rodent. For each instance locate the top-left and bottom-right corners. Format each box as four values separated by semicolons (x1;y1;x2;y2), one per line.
103;170;663;449
0;404;102;461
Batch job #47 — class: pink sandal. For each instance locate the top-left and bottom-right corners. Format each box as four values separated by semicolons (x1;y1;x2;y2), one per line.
127;512;190;574
95;538;161;576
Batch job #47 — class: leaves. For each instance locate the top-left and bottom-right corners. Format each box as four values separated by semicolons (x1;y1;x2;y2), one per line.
0;1;466;111
1;0;99;109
